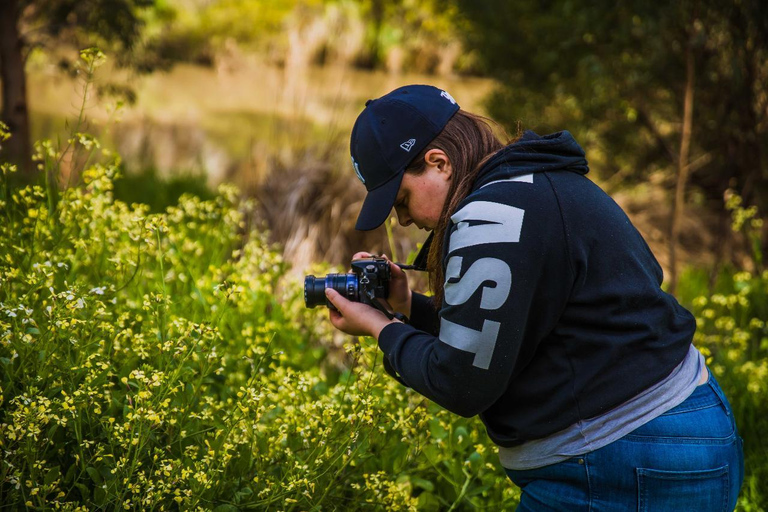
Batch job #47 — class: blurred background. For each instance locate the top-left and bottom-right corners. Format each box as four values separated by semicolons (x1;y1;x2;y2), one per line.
1;0;766;289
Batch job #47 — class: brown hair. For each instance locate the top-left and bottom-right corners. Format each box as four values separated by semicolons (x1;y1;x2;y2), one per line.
405;109;520;308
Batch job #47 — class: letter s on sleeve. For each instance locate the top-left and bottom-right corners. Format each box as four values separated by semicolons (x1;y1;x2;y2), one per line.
444;256;511;310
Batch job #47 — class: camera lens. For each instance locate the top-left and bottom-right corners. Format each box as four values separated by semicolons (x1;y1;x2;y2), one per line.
304;274;359;308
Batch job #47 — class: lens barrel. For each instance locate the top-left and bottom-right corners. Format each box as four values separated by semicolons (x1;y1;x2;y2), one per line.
304;273;359;308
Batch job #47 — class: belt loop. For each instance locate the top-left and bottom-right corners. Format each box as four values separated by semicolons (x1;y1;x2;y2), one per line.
707;375;731;417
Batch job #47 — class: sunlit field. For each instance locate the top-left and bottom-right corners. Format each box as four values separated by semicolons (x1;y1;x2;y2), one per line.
27;58;495;187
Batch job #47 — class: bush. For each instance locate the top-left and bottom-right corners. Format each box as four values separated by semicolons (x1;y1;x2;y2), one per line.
0;131;519;509
676;195;768;511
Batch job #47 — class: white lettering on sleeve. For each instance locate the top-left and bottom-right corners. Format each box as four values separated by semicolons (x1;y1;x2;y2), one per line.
449;201;525;252
444;256;512;310
439;317;501;370
438;199;527;370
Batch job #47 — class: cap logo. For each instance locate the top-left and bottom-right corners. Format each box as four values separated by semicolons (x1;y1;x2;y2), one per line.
352;157;365;184
400;138;416;152
440;90;456;105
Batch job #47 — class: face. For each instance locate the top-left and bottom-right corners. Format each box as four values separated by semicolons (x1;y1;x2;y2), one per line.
393;150;452;230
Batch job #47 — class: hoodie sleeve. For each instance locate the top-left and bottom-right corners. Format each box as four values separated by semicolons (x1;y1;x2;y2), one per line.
377;173;573;417
407;292;440;336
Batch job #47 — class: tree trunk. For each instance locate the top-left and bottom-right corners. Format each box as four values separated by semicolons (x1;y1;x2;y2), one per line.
668;32;696;295
0;0;32;176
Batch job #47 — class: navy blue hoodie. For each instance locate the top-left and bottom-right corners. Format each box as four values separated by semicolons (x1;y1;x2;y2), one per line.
378;130;696;446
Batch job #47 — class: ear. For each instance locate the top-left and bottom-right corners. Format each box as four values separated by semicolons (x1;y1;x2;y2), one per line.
424;149;453;179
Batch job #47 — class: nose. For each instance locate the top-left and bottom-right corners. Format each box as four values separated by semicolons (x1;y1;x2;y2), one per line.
395;209;412;227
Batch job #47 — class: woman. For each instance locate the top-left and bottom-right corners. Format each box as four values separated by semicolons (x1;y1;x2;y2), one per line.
325;84;744;511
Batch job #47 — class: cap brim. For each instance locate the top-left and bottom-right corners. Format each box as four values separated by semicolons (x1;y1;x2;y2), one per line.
355;171;405;231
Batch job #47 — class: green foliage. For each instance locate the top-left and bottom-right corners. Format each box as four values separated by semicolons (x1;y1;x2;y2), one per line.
139;0;471;73
679;269;768;510
0;51;520;508
674;196;768;510
454;0;768;206
5;138;766;508
0;139;522;509
112;166;214;213
17;0;155;69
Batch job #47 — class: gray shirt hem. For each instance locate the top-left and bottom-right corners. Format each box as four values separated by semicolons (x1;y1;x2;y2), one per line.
498;344;706;470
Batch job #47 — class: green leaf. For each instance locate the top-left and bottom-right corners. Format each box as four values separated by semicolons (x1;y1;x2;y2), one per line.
233;486;252;504
94;486;107;506
411;477;435;492
467;483;493;497
235;444;252;474
213;505;240;512
86;466;103;485
74;482;91;500
453;426;469;443
44;466;61;486
63;464;77;485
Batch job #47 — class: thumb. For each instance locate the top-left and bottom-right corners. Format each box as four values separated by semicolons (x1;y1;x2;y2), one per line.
382;255;405;278
325;288;346;313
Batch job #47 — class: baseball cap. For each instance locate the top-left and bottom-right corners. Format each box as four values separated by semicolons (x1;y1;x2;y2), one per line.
350;84;460;231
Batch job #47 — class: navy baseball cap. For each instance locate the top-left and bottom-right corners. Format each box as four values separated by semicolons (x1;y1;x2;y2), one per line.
350;84;460;231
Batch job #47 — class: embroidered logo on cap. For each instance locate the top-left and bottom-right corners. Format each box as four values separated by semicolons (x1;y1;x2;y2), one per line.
440;90;456;105
400;139;416;152
352;157;365;183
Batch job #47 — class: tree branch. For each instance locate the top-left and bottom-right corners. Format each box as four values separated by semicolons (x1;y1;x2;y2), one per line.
635;106;679;164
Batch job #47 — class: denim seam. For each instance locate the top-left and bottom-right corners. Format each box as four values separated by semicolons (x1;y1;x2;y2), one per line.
636;469;645;512
659;402;720;415
584;455;593;512
620;434;736;445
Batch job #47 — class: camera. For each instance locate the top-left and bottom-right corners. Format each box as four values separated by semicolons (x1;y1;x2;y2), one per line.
304;257;391;310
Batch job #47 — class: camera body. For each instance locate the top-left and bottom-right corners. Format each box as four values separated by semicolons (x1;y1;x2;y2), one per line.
304;257;391;310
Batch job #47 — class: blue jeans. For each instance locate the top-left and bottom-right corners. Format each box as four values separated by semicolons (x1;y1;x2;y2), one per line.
505;372;744;511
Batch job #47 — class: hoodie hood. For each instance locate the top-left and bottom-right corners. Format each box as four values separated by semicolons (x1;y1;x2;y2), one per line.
473;130;589;190
409;130;588;271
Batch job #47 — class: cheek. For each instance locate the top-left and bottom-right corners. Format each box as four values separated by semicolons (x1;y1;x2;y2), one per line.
415;187;446;222
429;182;450;215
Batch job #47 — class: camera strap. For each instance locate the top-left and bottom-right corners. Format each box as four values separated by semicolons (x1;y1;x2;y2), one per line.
409;231;433;271
364;288;410;323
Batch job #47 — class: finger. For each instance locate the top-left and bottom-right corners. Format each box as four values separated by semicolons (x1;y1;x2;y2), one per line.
325;288;348;315
380;254;400;271
328;308;346;329
385;259;406;279
352;252;373;260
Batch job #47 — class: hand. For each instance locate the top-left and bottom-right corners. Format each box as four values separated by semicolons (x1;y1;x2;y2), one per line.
352;252;412;317
325;288;398;338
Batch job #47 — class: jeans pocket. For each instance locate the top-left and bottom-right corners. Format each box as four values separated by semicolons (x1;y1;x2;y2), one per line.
637;465;730;512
